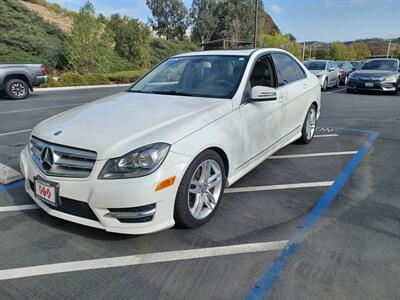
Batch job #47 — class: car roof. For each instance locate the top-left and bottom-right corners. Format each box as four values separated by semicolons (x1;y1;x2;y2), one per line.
304;60;329;63
173;48;291;58
365;58;398;61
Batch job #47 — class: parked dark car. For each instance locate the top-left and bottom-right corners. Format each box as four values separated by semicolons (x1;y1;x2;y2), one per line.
0;64;48;99
337;61;353;85
347;59;400;95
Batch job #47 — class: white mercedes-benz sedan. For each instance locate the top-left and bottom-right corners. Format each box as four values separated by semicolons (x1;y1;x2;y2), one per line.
20;48;321;234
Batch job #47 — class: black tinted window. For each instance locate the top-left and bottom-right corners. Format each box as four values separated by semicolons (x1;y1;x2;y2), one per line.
271;53;298;86
292;58;306;80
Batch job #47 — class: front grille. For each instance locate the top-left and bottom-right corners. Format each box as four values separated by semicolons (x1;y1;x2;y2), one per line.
30;136;97;178
29;180;98;221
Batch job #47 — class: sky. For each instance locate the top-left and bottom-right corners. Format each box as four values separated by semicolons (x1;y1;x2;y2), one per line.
48;0;400;42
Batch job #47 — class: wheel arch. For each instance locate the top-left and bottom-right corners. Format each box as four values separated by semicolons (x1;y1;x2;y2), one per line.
207;146;229;177
4;73;32;90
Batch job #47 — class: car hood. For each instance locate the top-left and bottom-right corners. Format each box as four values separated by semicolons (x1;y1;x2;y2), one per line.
352;70;397;78
309;70;325;76
32;92;232;159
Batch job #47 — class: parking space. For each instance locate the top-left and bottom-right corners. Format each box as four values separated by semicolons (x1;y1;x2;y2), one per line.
0;87;398;299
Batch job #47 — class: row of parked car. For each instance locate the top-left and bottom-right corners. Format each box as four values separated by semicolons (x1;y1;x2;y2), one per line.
303;58;400;95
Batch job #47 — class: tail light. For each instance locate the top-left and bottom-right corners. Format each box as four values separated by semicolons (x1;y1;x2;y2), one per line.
40;65;47;74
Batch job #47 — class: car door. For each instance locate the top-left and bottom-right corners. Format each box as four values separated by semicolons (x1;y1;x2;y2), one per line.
326;61;333;85
271;52;310;139
238;55;284;164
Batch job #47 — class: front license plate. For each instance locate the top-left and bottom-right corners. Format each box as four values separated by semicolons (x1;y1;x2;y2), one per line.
34;177;59;207
365;82;374;87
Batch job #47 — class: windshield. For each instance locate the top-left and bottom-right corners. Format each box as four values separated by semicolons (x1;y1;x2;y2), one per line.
360;60;398;71
303;61;327;70
130;55;248;98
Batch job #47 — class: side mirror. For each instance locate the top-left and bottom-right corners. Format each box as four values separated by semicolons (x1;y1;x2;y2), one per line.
329;67;336;72
251;86;277;101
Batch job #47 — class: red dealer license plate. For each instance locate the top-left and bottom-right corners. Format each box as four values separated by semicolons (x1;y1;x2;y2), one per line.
34;177;59;207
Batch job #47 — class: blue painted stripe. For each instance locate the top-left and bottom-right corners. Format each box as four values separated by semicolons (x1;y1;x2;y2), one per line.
245;131;379;300
0;180;24;193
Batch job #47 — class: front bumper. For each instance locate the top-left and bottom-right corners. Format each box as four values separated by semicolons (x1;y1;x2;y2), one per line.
20;146;191;234
348;78;398;91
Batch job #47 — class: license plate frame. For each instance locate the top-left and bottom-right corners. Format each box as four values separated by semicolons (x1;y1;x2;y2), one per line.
365;82;374;87
34;176;60;207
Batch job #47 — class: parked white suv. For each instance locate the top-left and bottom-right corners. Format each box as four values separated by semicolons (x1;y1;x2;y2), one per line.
303;60;340;90
20;49;321;234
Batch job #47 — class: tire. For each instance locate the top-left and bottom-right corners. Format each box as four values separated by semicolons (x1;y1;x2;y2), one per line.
297;104;317;144
4;79;29;100
174;150;226;228
346;88;353;93
322;78;328;91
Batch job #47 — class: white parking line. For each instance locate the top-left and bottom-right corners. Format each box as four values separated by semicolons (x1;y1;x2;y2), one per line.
225;181;333;194
0;240;288;280
326;88;346;94
0;103;81;115
269;151;357;159
0;129;31;137
0;204;39;212
314;134;339;138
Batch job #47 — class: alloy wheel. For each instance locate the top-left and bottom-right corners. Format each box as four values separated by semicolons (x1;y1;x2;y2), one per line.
187;159;223;220
306;107;316;140
11;83;26;97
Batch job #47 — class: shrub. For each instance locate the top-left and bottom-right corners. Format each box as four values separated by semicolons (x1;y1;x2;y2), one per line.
105;70;147;84
40;77;62;88
84;73;109;85
58;72;85;86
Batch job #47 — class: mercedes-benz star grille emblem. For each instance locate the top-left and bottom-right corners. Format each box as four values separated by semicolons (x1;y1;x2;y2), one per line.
41;147;54;170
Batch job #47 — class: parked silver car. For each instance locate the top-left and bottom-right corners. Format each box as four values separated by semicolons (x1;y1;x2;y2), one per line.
303;60;340;90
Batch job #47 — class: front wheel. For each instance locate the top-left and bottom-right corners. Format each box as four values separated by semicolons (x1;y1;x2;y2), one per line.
322;78;328;91
297;104;317;144
174;150;226;228
4;79;29;100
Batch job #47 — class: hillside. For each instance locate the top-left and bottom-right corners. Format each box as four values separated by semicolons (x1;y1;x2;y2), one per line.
0;0;66;69
305;38;400;56
21;1;73;33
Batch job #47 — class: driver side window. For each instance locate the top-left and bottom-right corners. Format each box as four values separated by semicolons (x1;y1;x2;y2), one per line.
250;56;276;88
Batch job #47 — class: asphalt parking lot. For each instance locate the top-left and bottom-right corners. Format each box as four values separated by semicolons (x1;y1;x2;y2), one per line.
0;86;399;299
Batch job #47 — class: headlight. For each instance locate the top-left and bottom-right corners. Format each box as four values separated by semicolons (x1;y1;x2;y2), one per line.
99;143;170;179
384;75;397;81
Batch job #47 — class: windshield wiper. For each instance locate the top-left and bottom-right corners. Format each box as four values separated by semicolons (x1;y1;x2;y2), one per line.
149;90;195;97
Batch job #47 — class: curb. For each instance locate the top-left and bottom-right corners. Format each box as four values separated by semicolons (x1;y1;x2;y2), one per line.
0;163;23;185
34;83;132;92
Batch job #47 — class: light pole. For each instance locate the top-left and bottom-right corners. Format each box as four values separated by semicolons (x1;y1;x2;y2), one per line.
386;40;392;58
302;42;306;61
253;0;259;48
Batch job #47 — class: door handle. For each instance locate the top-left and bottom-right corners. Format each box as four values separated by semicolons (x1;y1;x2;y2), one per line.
303;83;308;89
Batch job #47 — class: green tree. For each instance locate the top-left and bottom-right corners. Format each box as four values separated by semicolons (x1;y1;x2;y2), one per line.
190;0;279;45
107;14;151;68
350;42;371;60
329;42;356;60
146;0;189;40
314;48;329;60
395;47;400;59
66;1;113;74
260;33;302;58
